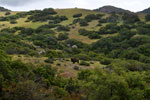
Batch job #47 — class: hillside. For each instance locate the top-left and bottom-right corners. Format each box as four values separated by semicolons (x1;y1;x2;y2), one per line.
1;6;150;100
0;6;10;11
94;5;132;14
139;7;150;13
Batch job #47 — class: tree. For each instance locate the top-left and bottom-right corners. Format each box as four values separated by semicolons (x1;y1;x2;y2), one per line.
145;14;150;21
58;33;69;40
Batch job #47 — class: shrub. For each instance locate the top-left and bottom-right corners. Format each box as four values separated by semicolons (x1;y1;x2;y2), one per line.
43;8;57;15
5;12;11;16
20;28;34;35
100;58;112;65
57;26;70;31
33;40;46;47
98;23;120;34
73;18;80;24
137;27;150;35
74;66;80;70
120;50;141;61
78;29;89;36
10;20;17;24
85;14;99;22
145;14;150;21
65;39;84;48
122;13;140;23
58;33;69;41
56;63;61;66
88;33;101;39
79;19;88;26
73;13;82;18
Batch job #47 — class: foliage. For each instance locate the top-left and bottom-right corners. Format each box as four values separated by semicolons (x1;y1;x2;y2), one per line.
57;25;70;31
58;33;69;40
145;14;150;21
1;8;150;100
73;13;82;18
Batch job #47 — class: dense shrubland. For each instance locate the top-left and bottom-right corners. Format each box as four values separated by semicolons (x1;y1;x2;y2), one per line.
1;8;150;100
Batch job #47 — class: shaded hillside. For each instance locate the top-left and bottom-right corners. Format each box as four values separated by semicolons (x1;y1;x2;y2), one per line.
0;6;10;11
139;7;150;13
94;5;132;14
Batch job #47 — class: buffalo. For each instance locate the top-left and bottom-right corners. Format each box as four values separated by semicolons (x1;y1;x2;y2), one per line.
71;58;79;64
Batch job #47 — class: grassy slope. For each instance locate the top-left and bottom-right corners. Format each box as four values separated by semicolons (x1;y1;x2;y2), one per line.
56;8;110;44
12;55;104;78
0;9;109;44
56;8;101;25
0;9;147;78
0;9;146;44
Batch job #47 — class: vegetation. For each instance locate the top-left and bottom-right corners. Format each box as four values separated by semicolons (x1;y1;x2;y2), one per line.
1;6;150;100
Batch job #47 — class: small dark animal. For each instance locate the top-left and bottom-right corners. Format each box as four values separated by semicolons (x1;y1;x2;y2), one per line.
71;58;79;64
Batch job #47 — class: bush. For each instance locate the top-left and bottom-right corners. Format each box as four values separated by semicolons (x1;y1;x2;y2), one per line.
120;50;141;61
98;23;120;34
122;13;140;23
73;13;82;18
78;29;89;36
80;61;90;66
33;40;46;47
74;66;80;70
100;58;112;65
20;28;34;35
10;20;17;24
79;19;88;26
58;33;69;41
65;39;84;48
73;18;80;24
137;27;150;35
5;12;11;16
85;14;99;22
137;44;150;57
88;33;101;39
57;26;70;31
145;14;150;21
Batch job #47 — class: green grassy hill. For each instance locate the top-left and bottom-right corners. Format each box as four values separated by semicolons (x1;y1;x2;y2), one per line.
0;8;108;44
